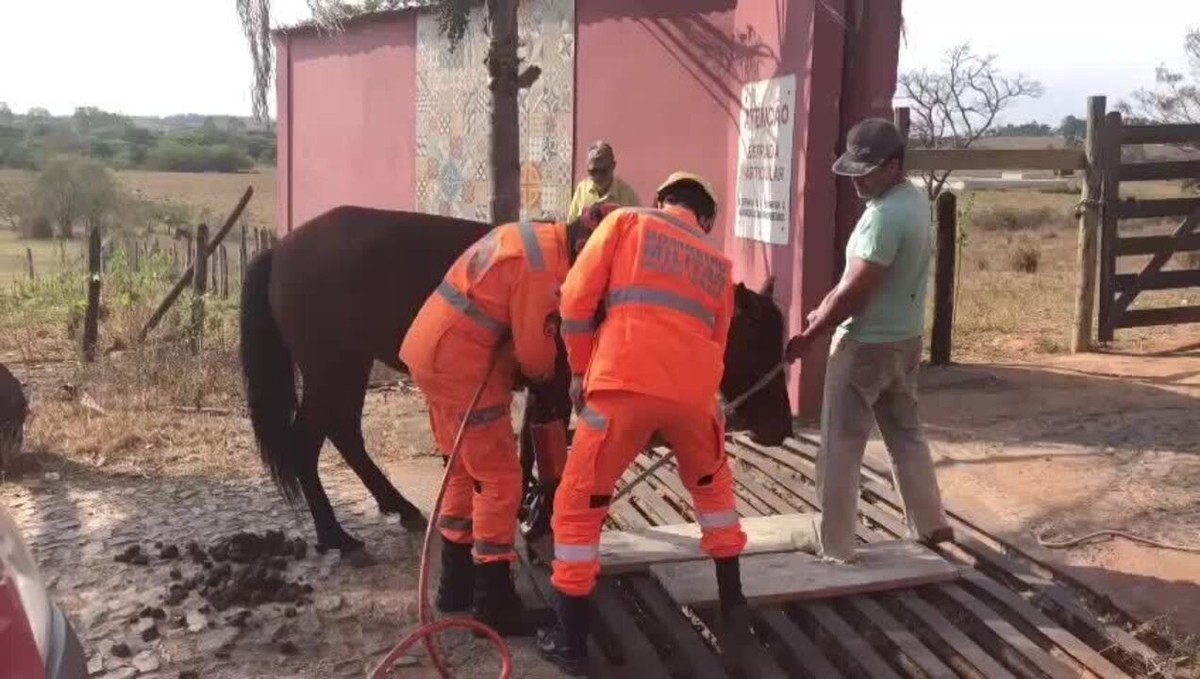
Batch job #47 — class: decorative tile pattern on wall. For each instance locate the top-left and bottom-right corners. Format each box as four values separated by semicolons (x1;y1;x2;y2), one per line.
416;0;575;223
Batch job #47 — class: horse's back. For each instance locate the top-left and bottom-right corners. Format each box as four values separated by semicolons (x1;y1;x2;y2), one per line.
267;205;493;364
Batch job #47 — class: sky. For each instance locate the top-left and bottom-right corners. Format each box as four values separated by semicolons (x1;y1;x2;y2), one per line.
0;0;1194;123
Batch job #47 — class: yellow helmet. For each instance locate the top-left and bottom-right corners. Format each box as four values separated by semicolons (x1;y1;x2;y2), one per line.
655;171;719;215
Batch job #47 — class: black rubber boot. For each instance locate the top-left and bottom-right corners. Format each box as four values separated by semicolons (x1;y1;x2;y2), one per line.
715;557;754;675
536;592;590;676
472;561;535;636
434;538;475;614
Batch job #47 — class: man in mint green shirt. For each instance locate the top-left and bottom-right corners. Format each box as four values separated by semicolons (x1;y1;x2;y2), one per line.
784;118;952;562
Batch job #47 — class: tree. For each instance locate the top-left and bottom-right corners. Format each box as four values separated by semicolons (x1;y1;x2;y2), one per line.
237;0;540;223
1121;29;1200;124
31;156;120;239
1058;115;1087;148
898;43;1043;199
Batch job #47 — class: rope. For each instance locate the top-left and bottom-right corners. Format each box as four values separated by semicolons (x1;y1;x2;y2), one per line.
1034;529;1200;554
370;348;513;679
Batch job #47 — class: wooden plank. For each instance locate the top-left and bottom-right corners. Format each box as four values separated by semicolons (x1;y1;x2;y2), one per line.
906;148;1086;172
1113;269;1200;292
1113;207;1200;315
628;576;727;679
599;513;812;574
933;585;1079;679
754;609;844;678
592;580;674;678
693;608;790;679
1116;304;1200;328
1073;95;1106;353
1098;111;1123;343
961;571;1131;679
843;596;958;678
1113;232;1200;256
800;602;905;679
1119;160;1200;181
1115;196;1200;219
1119;122;1200;145
651;541;959;608
890;591;1018;679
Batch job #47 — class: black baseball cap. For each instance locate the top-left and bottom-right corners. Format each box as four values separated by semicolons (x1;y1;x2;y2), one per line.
832;118;905;177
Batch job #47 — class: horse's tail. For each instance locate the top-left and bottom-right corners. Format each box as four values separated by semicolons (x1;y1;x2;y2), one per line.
239;249;303;505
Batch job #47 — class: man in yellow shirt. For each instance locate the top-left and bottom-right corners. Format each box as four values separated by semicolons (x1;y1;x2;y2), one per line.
566;141;640;222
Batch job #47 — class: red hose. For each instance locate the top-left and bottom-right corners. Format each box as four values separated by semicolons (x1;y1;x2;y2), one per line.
370;350;513;679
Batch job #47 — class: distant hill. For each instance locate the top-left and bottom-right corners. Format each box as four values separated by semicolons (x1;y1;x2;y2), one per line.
128;114;273;135
0;105;276;173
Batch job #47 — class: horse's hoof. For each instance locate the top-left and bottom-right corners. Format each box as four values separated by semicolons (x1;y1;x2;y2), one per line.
340;548;377;569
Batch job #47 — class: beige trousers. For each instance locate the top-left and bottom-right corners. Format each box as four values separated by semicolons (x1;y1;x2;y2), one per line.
814;334;949;560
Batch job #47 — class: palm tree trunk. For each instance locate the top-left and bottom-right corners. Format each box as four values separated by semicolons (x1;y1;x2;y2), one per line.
488;0;521;224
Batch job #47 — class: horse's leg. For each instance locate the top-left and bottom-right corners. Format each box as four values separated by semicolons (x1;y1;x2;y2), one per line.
327;359;429;532
294;384;364;554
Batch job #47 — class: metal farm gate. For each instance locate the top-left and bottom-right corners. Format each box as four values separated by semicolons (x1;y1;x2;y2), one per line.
1097;115;1200;341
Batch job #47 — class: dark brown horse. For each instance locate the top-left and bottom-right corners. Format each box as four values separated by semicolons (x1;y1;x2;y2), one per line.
239;205;792;555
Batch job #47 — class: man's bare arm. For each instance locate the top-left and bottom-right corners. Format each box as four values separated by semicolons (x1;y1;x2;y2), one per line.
786;258;887;360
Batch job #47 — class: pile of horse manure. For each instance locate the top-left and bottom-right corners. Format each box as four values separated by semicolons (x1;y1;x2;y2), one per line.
114;531;314;613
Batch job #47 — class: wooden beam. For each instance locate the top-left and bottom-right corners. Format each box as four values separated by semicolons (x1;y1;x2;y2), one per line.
1072;96;1106;353
1116;305;1200;329
1112;209;1200;314
1119;160;1200;182
1118;122;1200;145
905;148;1086;172
598;513;810;574
649;541;960;608
1114;232;1200;255
1116;197;1200;219
1113;269;1200;292
931;191;957;364
1098;111;1123;343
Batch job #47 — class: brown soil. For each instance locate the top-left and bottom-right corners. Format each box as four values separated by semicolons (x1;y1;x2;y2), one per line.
896;333;1200;637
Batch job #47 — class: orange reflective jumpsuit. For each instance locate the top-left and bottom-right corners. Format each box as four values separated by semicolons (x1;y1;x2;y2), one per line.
551;206;748;597
400;221;570;564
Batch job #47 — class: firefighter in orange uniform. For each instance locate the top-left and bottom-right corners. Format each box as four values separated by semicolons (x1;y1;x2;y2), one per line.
536;173;750;674
399;204;618;636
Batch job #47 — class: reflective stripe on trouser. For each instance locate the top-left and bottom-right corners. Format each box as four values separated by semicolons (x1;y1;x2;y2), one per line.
551;390;746;597
816;335;949;561
426;399;521;563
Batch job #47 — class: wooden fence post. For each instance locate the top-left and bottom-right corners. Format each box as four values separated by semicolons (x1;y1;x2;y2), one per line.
190;223;209;354
82;228;102;362
930;191;957;366
893;106;911;141
220;244;230;299
25;248;34;280
1071;96;1106;353
1097;111;1123;343
139;187;253;343
239;225;248;278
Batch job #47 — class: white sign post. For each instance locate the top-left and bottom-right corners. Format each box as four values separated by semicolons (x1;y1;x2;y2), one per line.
733;74;797;246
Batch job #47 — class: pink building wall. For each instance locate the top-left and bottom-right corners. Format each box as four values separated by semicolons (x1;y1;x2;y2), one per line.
574;0;901;417
275;14;419;232
276;1;903;418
